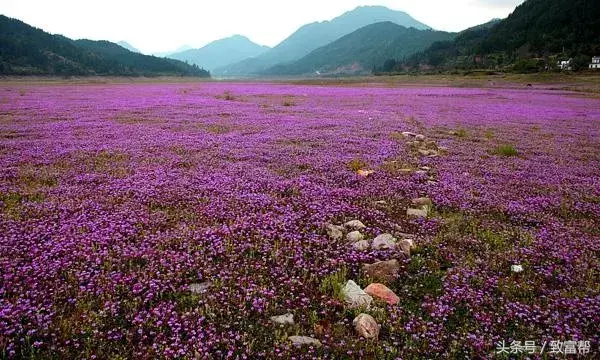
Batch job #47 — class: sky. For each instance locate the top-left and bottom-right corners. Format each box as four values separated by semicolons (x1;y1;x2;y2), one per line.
0;0;525;54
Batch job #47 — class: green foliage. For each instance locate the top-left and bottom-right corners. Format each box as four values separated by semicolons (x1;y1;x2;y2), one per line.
492;144;519;157
512;58;544;73
266;22;455;76
347;158;368;171
0;15;210;77
319;267;347;301
390;0;600;73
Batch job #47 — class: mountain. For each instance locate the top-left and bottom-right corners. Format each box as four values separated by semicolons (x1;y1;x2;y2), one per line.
117;41;140;53
399;0;600;71
0;15;209;77
265;22;455;76
213;5;430;76
168;35;270;71
153;45;192;58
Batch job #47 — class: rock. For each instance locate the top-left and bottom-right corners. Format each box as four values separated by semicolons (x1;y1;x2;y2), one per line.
415;134;426;141
189;282;211;294
371;233;396;250
412;197;432;206
341;280;373;308
399;238;415;256
374;200;387;205
407;208;428;218
289;336;322;347
364;283;400;305
511;264;524;273
325;224;344;241
357;169;376;177
344;220;366;230
415;170;428;176
270;313;294;325
420;166;431;171
353;313;379;339
362;259;400;284
346;231;364;243
418;149;439;157
352;240;370;251
401;131;417;137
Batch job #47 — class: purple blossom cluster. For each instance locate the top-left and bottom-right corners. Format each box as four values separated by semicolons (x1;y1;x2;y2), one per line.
0;82;598;358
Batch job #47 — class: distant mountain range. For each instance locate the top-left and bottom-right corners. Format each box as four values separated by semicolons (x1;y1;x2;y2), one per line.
153;45;193;58
117;41;140;53
265;22;455;76
213;5;431;76
0;15;210;77
168;35;270;72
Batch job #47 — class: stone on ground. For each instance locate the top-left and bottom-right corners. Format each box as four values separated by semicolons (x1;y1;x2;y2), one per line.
352;240;370;251
288;336;322;347
399;238;415;256
353;313;379;339
270;313;294;325
362;259;400;284
344;219;366;230
325;224;344;241
364;283;400;305
371;233;396;250
346;230;364;243
407;208;428;218
341;280;373;308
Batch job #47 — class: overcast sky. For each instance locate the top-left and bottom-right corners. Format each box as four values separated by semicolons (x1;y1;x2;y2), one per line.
0;0;525;54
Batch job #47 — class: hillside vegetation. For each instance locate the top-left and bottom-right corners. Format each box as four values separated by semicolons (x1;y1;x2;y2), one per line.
0;16;210;77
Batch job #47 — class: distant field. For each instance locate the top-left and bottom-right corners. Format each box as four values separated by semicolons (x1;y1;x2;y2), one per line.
0;82;598;358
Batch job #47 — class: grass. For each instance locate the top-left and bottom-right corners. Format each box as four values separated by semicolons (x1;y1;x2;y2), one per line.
492;144;519;157
346;158;368;172
455;128;468;138
319;267;348;301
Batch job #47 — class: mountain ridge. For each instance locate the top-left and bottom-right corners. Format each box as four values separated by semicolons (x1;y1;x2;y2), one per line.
265;22;455;76
214;5;430;76
0;15;210;77
168;35;269;71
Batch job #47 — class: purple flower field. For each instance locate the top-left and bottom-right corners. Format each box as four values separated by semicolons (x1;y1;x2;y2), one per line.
0;82;599;358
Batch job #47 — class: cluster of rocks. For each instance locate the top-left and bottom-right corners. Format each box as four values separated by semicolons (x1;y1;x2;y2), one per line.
326;220;415;254
406;197;433;219
339;257;407;340
401;131;446;158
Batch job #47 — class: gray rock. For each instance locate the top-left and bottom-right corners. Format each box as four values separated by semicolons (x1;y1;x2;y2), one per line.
270;313;294;326
352;240;370;251
353;313;380;339
346;230;364;243
412;197;432;206
407;208;428;218
288;336;322;347
342;280;373;308
401;131;417;137
399;238;415;256
189;282;211;294
325;224;344;241
362;259;400;284
344;220;366;230
415;134;426;141
371;233;396;250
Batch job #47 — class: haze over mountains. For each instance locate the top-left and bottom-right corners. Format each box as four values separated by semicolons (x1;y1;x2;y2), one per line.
0;15;209;77
212;6;431;76
168;35;270;72
265;22;455;76
2;0;592;77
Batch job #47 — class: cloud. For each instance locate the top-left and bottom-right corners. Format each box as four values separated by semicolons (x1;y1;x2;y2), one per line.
469;0;525;9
